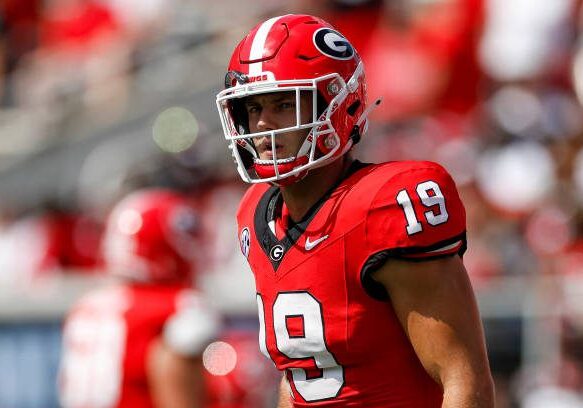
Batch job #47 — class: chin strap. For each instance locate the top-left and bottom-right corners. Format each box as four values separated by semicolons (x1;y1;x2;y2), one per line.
351;97;382;144
357;97;382;128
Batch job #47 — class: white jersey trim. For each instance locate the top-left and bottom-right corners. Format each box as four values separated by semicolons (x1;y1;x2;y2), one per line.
425;240;462;254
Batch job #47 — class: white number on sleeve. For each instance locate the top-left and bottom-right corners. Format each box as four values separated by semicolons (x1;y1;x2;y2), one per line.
396;190;422;235
257;292;344;402
397;180;449;235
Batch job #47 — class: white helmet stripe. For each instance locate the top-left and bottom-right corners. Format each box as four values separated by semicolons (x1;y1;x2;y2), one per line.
248;15;284;76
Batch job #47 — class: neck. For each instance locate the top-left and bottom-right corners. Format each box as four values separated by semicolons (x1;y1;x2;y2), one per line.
280;156;354;223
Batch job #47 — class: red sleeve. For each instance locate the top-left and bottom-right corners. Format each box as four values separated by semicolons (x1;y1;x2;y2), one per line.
365;162;466;259
361;162;466;299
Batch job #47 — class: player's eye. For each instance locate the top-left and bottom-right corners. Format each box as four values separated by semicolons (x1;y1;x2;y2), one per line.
278;101;295;110
246;104;260;114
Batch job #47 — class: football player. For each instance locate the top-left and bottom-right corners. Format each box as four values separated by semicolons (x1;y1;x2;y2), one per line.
58;189;219;408
216;14;494;407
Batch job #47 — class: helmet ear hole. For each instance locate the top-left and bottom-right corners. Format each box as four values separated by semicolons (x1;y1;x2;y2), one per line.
347;100;361;116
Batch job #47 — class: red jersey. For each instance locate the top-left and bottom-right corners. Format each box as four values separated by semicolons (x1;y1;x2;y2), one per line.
236;161;466;407
59;283;218;408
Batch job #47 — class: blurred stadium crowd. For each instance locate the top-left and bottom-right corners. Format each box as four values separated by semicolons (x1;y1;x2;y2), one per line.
1;0;583;406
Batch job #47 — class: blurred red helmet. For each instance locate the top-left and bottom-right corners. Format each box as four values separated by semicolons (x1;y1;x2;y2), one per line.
216;14;369;185
102;189;201;285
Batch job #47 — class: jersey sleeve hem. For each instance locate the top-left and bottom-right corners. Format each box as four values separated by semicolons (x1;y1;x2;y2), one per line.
360;232;467;301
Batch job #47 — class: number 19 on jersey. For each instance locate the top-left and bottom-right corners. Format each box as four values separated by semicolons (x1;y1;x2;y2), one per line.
257;292;344;402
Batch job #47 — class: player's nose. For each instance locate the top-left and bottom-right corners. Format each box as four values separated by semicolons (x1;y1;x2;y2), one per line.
256;108;277;131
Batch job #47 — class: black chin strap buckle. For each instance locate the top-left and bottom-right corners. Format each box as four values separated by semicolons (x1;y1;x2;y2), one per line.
350;125;361;145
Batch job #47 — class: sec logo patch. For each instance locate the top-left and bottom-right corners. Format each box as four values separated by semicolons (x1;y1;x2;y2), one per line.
240;227;250;258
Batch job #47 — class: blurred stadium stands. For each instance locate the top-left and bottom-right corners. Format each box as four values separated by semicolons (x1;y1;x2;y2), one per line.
2;0;583;406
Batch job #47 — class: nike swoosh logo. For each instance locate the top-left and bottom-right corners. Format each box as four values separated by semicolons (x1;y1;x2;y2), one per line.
305;235;329;251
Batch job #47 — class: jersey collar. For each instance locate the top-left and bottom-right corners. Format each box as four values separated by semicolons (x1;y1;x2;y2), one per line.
253;160;370;271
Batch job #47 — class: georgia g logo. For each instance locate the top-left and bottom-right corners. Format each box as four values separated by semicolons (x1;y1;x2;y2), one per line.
313;28;355;61
269;244;284;261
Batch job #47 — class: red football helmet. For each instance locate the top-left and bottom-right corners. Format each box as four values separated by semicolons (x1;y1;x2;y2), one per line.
216;14;371;185
102;189;201;285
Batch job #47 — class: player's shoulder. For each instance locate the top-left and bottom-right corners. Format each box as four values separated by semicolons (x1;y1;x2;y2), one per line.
356;160;453;186
361;159;467;272
70;284;131;316
387;159;450;175
347;160;456;201
130;284;197;311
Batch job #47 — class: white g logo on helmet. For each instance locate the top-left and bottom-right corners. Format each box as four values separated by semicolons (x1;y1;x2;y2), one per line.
313;28;355;60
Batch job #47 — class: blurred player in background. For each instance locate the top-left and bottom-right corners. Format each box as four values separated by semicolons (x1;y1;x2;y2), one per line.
58;189;219;408
203;327;281;408
216;14;494;407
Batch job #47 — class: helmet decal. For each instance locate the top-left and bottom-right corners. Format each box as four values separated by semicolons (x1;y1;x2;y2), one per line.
247;15;282;75
313;28;355;61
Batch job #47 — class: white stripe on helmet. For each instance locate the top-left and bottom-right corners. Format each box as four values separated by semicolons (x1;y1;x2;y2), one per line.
248;15;284;76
